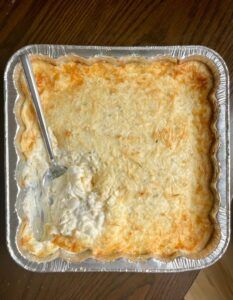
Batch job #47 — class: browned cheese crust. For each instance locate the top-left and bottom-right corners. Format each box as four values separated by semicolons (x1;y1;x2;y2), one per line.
16;55;217;260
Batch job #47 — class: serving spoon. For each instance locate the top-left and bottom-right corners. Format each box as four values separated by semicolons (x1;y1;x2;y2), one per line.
20;54;67;240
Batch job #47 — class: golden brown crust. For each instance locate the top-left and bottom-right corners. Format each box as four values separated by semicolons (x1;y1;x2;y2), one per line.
15;54;220;262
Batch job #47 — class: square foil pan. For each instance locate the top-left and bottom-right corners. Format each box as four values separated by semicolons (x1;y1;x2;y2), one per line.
4;45;231;272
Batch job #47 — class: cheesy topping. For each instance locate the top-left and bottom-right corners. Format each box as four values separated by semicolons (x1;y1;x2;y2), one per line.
16;56;215;259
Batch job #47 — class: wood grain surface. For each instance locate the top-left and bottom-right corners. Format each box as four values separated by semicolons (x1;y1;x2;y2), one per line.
185;239;233;300
0;0;232;299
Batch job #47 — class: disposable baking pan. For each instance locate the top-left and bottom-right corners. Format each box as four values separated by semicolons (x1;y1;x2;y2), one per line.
4;45;231;272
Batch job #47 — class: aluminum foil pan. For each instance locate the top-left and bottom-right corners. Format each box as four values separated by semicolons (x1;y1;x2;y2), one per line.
5;45;231;272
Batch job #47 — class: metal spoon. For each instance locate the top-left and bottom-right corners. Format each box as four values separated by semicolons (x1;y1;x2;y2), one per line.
20;54;67;240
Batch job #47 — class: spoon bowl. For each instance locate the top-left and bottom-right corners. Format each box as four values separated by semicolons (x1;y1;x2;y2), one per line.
43;164;67;186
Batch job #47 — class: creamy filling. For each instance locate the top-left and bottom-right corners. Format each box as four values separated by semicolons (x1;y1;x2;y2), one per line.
18;131;105;243
48;156;104;239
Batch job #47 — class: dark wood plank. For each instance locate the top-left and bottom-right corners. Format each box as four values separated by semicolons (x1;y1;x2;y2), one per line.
0;256;198;300
0;0;232;299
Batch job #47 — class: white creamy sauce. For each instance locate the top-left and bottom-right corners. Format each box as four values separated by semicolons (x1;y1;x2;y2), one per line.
49;161;104;239
19;131;105;242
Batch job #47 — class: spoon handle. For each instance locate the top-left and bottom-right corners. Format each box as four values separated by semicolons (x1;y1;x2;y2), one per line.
20;54;55;162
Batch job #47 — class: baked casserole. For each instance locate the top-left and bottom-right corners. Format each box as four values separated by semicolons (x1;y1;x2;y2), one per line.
14;55;218;261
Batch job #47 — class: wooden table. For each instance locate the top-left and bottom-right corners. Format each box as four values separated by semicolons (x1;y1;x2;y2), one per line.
0;1;232;299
